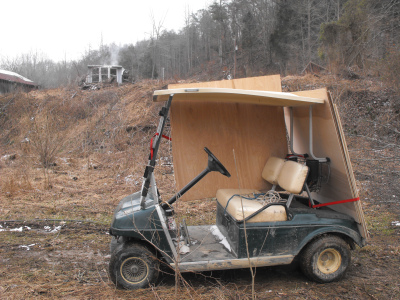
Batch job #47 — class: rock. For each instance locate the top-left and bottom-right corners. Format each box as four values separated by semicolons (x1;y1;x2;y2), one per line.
1;154;16;161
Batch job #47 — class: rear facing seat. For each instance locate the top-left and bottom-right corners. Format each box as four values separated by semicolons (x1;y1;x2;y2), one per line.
216;157;308;223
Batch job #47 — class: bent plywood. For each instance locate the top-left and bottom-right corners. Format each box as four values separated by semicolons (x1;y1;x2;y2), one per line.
169;75;282;91
154;88;325;107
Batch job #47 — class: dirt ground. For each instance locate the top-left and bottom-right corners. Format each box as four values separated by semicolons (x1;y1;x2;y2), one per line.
1;75;399;299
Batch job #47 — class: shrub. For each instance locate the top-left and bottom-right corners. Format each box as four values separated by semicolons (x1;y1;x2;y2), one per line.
28;114;65;168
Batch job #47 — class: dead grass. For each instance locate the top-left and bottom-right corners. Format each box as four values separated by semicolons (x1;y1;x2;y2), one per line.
0;80;168;222
1;76;400;299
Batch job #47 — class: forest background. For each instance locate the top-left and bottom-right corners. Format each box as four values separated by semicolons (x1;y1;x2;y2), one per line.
1;0;399;89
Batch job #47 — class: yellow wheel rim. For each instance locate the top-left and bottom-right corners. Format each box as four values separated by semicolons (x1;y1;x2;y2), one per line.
120;257;149;284
317;248;341;274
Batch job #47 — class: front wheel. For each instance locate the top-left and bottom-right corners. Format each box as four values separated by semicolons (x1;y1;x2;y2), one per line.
109;243;159;289
300;235;351;283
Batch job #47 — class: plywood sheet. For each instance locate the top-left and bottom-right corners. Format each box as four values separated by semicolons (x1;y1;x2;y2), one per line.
171;101;288;200
169;75;282;92
330;99;368;238
153;88;325;107
169;75;287;200
284;88;367;239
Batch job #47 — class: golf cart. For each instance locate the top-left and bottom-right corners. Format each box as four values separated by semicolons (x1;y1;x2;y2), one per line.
108;75;367;289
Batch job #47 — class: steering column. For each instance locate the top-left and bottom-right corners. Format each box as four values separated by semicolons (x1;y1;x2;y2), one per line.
161;147;230;209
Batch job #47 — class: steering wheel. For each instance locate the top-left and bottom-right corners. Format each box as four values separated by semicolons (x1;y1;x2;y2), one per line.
204;147;231;178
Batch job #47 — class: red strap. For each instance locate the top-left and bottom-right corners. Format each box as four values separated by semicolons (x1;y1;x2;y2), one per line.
150;133;172;159
312;197;360;208
161;134;172;141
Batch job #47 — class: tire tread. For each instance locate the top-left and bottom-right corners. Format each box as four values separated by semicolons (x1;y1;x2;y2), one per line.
300;235;350;283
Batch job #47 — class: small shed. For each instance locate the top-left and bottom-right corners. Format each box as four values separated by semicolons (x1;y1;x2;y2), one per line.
0;70;38;94
86;65;124;85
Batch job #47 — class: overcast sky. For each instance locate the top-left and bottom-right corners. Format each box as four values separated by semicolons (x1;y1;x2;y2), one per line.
1;0;210;63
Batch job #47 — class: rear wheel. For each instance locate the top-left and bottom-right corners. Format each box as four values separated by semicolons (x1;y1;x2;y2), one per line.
300;235;350;283
109;243;159;289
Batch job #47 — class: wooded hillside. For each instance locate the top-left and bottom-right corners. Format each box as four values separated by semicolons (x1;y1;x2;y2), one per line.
1;0;399;89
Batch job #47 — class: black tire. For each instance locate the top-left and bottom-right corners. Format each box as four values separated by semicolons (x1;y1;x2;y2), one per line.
300;235;351;283
109;243;159;290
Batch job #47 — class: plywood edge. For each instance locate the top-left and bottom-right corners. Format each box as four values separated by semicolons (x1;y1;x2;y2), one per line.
328;96;368;239
290;87;328;98
168;74;282;92
153;88;325;106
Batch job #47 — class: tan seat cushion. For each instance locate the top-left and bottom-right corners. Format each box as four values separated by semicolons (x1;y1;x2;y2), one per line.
215;156;285;210
216;190;287;223
261;156;285;184
277;160;309;194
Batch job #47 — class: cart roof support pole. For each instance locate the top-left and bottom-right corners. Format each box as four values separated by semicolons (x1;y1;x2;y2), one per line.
289;106;328;163
309;105;328;162
140;94;173;209
289;107;301;156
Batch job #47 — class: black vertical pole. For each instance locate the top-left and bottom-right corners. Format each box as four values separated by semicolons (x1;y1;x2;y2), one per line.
140;94;173;209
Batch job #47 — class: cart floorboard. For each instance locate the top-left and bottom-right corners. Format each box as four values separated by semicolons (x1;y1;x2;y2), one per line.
173;225;294;272
181;225;235;263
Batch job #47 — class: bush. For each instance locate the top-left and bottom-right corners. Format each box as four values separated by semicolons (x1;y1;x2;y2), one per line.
28;114;65;168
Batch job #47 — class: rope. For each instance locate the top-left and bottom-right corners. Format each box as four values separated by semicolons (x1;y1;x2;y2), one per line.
224;191;284;215
256;191;283;205
0;219;107;225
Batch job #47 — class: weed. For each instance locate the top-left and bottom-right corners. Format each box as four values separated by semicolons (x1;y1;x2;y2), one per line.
365;212;396;236
28;114;65;169
358;244;381;255
1;177;17;198
0;168;33;197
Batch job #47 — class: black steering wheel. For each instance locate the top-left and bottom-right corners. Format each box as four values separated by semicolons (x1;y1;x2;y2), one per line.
204;147;231;178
